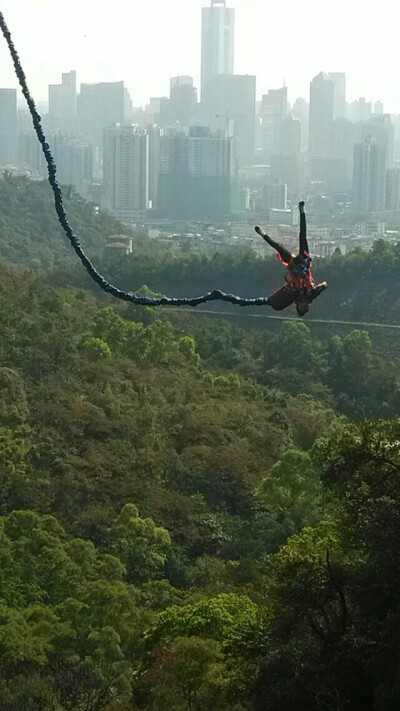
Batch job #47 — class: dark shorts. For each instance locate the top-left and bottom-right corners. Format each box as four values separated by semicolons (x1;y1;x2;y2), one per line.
268;285;294;311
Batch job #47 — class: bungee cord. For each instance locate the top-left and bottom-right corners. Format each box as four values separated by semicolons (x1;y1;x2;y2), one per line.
0;12;271;308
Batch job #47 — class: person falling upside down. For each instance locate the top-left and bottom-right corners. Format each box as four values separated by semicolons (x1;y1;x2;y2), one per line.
255;201;328;317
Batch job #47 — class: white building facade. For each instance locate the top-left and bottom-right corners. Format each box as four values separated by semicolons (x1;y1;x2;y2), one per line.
353;137;387;213
103;125;149;222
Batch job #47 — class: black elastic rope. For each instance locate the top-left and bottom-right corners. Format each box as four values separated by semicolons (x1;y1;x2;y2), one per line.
0;12;271;308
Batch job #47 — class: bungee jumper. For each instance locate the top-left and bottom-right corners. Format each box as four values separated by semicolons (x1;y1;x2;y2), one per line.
255;202;328;317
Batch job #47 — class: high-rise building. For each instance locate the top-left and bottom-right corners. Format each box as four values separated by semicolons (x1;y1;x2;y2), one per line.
292;97;309;150
77;82;125;150
309;72;335;182
261;87;287;158
309;72;334;159
18;130;93;198
350;97;372;123
201;0;234;103
207;73;256;166
52;134;93;197
124;89;134;121
263;182;288;210
158;126;236;219
17;108;35;136
152;97;169;127
374;100;384;115
270;153;306;193
153;78;198;128
280;114;301;155
103;125;149;222
331;118;355;187
148;97;163;116
385;167;400;210
0;88;17;166
18;131;43;174
329;72;346;119
369;139;387;212
292;97;309;121
353;136;386;213
54;134;93;198
48;71;77;130
170;76;197;121
148;125;162;209
168;76;198;126
392;116;400;161
357;114;394;167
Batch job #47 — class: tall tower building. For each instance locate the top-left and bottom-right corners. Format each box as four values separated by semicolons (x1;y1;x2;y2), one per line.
261;87;287;158
309;72;334;159
292;97;309;121
124;89;134;121
158;126;236;220
292;97;309;151
329;72;346;119
77;82;125;150
331;117;355;187
385;167;400;210
18;131;43;174
353;136;386;213
350;97;372;123
103;125;149;222
170;76;198;125
280;114;301;155
270;154;306;193
49;71;77;129
309;72;335;181
201;0;235;103
148;125;162;210
263;182;288;210
52;133;93;197
18;130;93;198
269;113;303;193
0;88;17;166
358;114;394;167
208;73;256;166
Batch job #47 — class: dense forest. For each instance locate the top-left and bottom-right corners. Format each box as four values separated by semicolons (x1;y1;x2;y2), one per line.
2;176;400;325
1;177;400;709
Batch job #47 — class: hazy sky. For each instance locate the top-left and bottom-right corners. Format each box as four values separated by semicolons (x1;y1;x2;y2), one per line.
0;0;398;111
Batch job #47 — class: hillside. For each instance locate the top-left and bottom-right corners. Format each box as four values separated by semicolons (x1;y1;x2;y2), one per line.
0;175;136;269
1;182;400;709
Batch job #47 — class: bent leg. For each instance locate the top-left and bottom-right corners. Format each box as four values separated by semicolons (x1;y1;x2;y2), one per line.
255;226;292;262
263;233;292;262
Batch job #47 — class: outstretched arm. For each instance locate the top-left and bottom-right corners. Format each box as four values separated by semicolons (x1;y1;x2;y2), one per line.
255;226;292;263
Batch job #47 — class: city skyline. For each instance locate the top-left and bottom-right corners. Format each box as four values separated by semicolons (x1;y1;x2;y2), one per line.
0;0;398;111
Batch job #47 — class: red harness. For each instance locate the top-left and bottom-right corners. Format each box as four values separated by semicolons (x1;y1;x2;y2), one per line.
277;253;315;291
